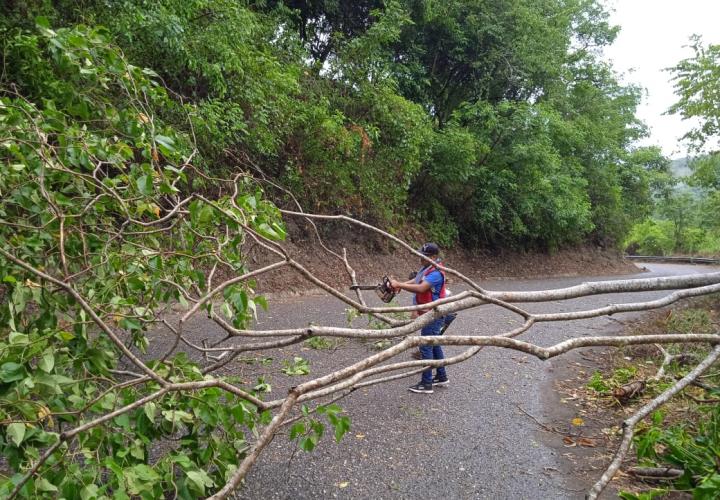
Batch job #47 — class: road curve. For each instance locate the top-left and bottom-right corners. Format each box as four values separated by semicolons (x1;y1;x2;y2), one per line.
204;262;719;499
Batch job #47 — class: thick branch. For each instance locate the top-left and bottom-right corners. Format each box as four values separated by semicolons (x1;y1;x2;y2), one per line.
208;391;299;499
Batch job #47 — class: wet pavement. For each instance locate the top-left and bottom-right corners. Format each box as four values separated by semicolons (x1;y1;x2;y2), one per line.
165;262;720;499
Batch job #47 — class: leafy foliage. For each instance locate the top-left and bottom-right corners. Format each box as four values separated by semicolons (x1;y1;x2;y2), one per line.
625;220;676;256
304;336;336;350
610;296;720;499
2;0;666;250
668;36;720;152
586;367;637;395
0;20;288;497
625;183;720;257
634;404;720;498
289;404;351;453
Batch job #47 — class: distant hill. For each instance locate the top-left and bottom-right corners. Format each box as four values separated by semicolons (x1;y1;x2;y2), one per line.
670;157;692;178
668;156;704;198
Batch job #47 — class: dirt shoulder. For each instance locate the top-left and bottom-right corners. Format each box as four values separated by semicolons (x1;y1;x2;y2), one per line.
538;287;720;499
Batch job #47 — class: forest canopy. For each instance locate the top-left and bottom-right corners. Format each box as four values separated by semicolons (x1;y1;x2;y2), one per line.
1;0;668;251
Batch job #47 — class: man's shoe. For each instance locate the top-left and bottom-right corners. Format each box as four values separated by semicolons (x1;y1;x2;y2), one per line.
408;382;433;394
432;376;449;387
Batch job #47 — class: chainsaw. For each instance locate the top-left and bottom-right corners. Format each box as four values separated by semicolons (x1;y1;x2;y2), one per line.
349;275;397;303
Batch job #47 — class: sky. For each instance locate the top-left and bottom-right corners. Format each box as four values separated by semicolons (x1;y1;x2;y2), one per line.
602;0;720;158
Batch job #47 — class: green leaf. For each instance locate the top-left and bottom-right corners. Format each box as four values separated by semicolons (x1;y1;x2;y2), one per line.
125;464;160;495
114;413;130;429
39;351;55;373
170;453;193;468
239;195;257;210
7;423;26;447
120;317;143;331
136;175;153;196
9;331;29;346
130;440;145;460
255;295;269;311
281;357;310;376
35;16;51;29
696;474;720;499
199;204;214;224
289;422;305;440
222;302;233;319
651;411;664;426
57;330;75;341
311;420;324;438
247;298;257;320
162;410;194;424
0;362;26;382
144;402;157;421
255;222;281;241
36;477;58;493
186;470;215;496
80;484;99;500
259;410;272;425
334;416;351;442
154;135;176;155
299;435;316;452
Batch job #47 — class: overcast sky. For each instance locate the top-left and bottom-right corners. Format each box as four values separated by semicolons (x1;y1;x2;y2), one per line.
602;0;720;158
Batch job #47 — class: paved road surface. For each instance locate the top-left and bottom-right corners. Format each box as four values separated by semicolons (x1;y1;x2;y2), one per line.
181;262;720;499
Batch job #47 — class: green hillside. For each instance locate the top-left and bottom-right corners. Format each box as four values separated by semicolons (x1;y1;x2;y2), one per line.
1;0;668;251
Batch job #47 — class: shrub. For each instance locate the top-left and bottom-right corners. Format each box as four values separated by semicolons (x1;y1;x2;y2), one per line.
625;219;675;255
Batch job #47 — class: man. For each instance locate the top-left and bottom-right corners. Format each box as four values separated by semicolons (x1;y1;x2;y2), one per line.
389;242;449;394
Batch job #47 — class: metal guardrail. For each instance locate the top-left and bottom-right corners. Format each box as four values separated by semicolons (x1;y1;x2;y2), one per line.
625;255;720;265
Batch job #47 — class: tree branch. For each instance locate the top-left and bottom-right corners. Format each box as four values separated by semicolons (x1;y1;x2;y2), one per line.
588;345;720;499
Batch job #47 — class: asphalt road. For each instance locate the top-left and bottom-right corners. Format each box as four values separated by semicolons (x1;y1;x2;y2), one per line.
181;262;720;500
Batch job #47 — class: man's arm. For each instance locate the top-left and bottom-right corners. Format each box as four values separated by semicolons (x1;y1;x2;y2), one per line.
389;277;431;294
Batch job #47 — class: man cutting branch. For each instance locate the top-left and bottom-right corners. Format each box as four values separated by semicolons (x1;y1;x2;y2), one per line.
390;242;450;394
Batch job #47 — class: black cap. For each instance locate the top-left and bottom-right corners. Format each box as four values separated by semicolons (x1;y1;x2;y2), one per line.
419;242;439;256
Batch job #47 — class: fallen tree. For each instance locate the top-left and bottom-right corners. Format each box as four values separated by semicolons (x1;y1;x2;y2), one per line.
2;23;720;500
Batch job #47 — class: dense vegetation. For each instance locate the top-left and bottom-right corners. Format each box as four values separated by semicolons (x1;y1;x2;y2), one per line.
2;0;667;250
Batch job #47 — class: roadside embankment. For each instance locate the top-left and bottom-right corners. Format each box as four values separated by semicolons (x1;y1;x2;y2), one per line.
246;237;640;296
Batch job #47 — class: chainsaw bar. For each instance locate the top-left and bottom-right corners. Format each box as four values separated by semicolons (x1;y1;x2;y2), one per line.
349;276;397;303
349;284;379;290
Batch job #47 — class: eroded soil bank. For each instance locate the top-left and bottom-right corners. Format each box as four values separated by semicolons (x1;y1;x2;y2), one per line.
248;237;640;295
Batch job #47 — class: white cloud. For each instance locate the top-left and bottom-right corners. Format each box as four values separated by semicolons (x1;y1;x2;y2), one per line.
602;0;720;158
